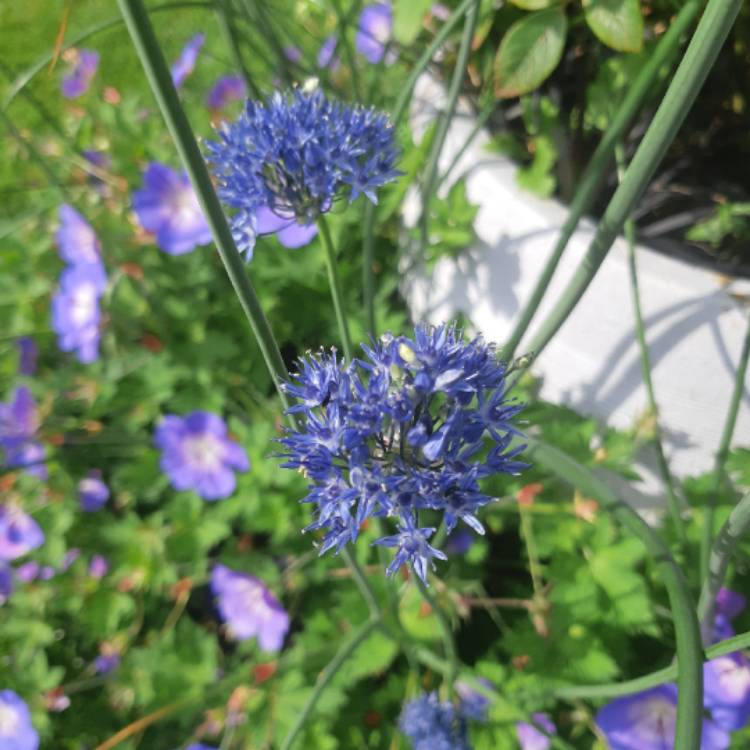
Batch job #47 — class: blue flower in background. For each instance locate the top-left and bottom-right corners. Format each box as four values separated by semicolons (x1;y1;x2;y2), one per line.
0;564;12;606
0;506;44;562
133;163;212;255
455;679;493;721
206;75;246;111
356;3;394;65
318;35;339;69
16;337;37;377
94;650;120;675
61;49;99;98
399;692;470;750
255;205;318;249
185;745;218;750
57;205;101;265
516;713;556;750
207;88;400;259
595;684;730;750
78;471;109;512
154;412;250;501
280;324;525;582
88;555;108;579
171;33;204;88
210;564;289;651
0;690;39;750
15;562;40;583
0;387;47;479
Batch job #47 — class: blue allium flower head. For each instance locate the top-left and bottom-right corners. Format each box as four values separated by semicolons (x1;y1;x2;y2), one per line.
0;564;12;606
516;713;556;750
318;35;339;69
132;163;212;255
61;49;99;98
0;690;39;750
171;33;205;88
0;506;44;562
280;324;525;583
16;337;37;377
154;412;250;501
78;471;109;512
399;692;471;750
356;3;394;64
704;651;750;731
595;684;730;750
206;75;247;111
0;387;47;479
206;88;400;259
210;564;290;651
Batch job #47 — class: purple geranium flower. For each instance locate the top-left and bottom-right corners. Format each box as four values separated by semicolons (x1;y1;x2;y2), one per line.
318;35;339;69
57;205;102;265
0;564;12;605
61;49;99;98
94;651;120;675
15;561;40;583
210;564;289;650
517;713;556;750
88;555;109;579
256;206;318;249
0;690;39;750
132;163;212;255
704;651;750;731
186;745;218;750
78;471;109;512
171;33;205;88
154;412;250;501
16;338;37;376
0;387;46;479
0;506;45;561
595;684;730;750
206;75;247;110
455;678;492;721
60;548;80;571
356;3;394;65
283;45;302;64
51;262;107;364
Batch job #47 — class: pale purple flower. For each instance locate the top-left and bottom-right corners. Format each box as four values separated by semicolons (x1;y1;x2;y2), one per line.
88;555;109;579
704;651;750;730
318;35;339;69
210;564;289;650
455;678;492;721
0;565;12;605
78;471;109;512
283;46;302;64
38;566;55;581
0;690;39;750
154;412;250;501
205;75;246;110
446;528;476;555
171;34;205;88
16;338;37;376
716;588;746;620
186;745;218;750
94;652;120;675
57;205;102;265
61;49;99;98
256;206;318;249
0;506;44;561
517;713;556;750
431;4;451;22
0;387;46;479
595;684;730;750
132;163;212;255
60;548;80;571
51;262;107;364
356;3;393;64
15;561;40;583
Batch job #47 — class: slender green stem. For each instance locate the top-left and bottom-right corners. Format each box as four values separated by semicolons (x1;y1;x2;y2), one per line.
419;0;480;259
117;0;294;420
330;0;362;102
414;574;458;695
241;0;292;86
279;617;380;750
526;436;704;748
698;491;750;645
501;0;702;360
341;547;380;618
215;0;261;99
701;315;750;580
518;506;543;595
362;0;475;333
616;143;687;544
317;215;353;361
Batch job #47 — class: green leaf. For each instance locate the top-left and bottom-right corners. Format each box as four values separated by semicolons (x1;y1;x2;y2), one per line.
494;8;567;98
582;0;644;53
393;0;433;44
509;0;553;8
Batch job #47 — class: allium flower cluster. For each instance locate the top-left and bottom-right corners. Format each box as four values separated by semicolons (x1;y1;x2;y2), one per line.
280;324;525;582
52;205;108;363
399;692;471;750
207;89;400;258
0;387;47;479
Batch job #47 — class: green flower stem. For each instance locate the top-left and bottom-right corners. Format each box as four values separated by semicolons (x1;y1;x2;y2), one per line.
215;0;261;99
698;491;750;645
330;0;362;102
700;315;750;581
616;143;687;544
362;0;476;335
117;0;294;419
414;574;458;696
418;0;480;260
279;617;380;750
525;436;703;749
341;547;380;618
520;0;739;364
317;215;354;361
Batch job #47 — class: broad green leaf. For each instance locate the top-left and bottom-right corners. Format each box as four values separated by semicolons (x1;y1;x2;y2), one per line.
393;0;433;44
494;8;568;98
583;0;644;53
509;0;553;8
